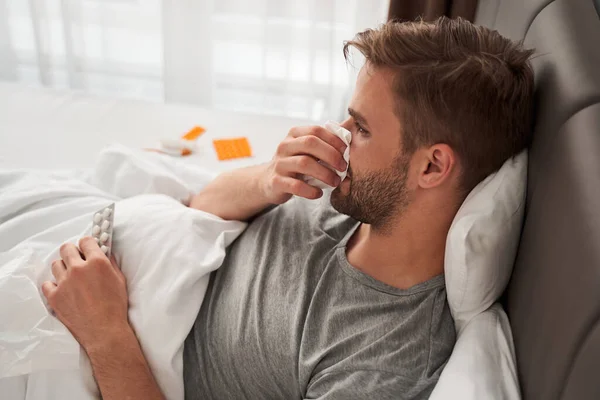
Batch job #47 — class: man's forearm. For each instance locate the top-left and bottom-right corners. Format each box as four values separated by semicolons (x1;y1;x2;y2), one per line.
190;163;272;221
86;325;164;400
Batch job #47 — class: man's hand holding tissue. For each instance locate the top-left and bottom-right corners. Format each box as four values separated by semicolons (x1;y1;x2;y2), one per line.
262;125;348;202
42;237;164;400
190;125;347;222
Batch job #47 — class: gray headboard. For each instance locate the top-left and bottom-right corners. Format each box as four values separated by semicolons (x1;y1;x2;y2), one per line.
474;0;600;399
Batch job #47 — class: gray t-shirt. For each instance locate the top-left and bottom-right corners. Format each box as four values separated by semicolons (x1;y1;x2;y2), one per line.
183;194;455;399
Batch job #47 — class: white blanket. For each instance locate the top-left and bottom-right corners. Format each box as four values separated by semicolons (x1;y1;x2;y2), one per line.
0;145;246;399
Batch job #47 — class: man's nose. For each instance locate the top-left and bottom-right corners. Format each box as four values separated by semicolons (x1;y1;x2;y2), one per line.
340;117;353;132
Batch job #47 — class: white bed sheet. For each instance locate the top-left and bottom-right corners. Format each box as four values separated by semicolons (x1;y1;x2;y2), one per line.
0;146;247;400
0;82;311;171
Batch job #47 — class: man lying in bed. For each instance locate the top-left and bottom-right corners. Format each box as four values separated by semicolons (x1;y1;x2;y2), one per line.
42;17;534;400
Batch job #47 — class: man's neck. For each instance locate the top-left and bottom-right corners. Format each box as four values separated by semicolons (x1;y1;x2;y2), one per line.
346;202;458;290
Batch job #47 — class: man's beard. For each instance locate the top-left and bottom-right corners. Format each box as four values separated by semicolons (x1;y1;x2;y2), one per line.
330;154;410;232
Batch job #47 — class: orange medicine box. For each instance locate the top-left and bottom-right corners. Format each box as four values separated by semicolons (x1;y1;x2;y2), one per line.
213;137;253;161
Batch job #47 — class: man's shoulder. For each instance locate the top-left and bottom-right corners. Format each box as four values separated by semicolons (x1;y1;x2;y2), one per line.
253;192;356;242
267;191;340;219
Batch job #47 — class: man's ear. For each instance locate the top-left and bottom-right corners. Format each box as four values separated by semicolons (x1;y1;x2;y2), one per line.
417;144;456;189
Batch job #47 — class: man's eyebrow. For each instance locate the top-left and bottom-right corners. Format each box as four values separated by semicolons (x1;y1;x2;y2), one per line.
347;108;370;129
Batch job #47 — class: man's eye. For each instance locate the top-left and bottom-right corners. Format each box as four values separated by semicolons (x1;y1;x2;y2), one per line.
355;122;369;137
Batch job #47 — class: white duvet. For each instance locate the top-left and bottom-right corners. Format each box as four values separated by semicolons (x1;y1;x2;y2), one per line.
0;145;246;400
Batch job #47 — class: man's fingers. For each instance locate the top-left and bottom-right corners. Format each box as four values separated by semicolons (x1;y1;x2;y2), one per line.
59;242;83;267
288;126;347;155
41;281;57;299
79;236;105;260
273;176;323;200
51;260;67;284
109;255;125;281
280;135;347;172
276;156;341;188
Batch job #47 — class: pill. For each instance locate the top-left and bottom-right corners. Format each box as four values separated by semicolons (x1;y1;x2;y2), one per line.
100;232;109;243
160;138;194;151
92;204;114;257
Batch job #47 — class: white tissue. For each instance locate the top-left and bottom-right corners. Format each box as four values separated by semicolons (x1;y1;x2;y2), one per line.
304;121;351;189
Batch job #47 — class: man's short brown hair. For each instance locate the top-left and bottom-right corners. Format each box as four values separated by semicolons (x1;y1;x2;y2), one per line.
344;17;535;194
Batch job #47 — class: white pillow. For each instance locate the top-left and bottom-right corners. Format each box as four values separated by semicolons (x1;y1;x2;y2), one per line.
433;151;527;400
445;151;527;332
429;304;520;400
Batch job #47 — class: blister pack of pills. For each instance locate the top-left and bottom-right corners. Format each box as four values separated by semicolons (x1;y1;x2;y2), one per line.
92;203;115;257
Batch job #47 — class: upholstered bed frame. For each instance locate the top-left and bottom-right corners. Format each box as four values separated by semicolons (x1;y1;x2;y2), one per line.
474;0;600;399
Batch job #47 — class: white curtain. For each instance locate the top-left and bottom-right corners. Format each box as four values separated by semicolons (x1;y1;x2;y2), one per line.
0;0;388;121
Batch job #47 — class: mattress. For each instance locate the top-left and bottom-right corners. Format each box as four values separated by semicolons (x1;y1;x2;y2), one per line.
0;82;311;171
